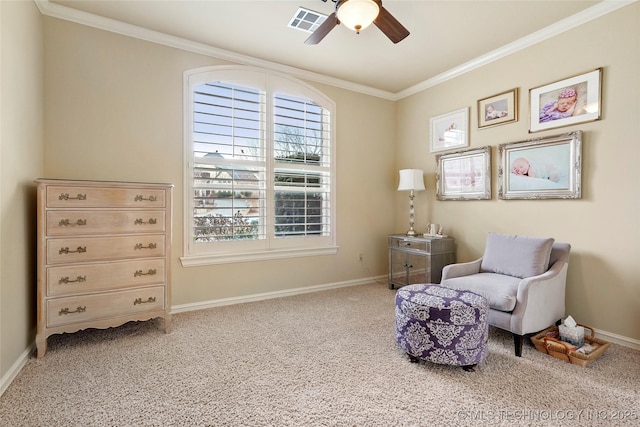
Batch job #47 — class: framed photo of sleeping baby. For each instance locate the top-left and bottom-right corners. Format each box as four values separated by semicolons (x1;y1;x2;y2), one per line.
478;88;518;129
498;131;582;200
529;68;602;133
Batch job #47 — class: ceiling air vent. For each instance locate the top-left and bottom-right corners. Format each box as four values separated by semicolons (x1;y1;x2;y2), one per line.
288;7;327;33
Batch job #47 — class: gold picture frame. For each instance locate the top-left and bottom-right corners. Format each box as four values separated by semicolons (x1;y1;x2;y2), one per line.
478;88;518;129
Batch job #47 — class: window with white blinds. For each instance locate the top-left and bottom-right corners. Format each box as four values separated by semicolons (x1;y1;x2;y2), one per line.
183;67;336;265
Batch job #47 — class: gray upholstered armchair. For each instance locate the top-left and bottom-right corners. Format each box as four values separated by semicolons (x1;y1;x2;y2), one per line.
440;233;571;357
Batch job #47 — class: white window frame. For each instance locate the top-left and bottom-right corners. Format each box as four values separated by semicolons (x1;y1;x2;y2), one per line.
181;66;337;266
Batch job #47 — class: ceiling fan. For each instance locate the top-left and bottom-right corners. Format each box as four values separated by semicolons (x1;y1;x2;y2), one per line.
305;0;410;45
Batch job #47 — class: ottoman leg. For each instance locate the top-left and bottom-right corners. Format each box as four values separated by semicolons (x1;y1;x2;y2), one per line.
462;364;477;372
407;353;420;363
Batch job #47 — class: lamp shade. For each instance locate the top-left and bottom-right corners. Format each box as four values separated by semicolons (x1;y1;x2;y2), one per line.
398;169;426;191
337;0;380;33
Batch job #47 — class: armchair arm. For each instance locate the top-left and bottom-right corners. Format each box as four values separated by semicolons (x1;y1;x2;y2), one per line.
441;258;483;281
510;259;569;335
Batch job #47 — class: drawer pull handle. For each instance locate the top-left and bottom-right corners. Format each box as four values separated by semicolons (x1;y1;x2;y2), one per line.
404;263;414;269
134;243;157;250
58;219;87;227
58;193;87;201
134;218;158;225
134;297;156;305
135;195;157;202
59;306;87;316
134;269;157;277
59;246;87;254
59;275;87;284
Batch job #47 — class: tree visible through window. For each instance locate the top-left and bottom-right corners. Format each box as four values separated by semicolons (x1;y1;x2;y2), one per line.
184;67;335;262
273;94;328;238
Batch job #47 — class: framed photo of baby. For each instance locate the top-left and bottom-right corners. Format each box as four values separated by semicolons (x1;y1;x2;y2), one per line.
529;68;602;133
430;107;469;153
436;146;491;201
498;131;582;200
477;88;518;129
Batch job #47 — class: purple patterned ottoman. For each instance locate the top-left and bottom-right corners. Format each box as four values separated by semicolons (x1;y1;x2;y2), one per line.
395;284;489;370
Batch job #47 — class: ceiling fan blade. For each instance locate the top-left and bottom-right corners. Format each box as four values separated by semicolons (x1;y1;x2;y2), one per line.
374;6;410;44
305;12;339;45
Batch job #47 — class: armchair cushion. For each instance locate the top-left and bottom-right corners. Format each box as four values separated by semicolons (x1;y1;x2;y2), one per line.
440;272;520;312
480;233;554;279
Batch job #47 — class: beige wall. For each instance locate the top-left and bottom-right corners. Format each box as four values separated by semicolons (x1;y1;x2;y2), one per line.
0;1;44;381
397;3;640;341
42;18;397;307
2;0;638;387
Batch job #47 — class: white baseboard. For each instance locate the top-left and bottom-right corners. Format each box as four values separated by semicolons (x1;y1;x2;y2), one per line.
0;343;35;397
593;328;640;351
171;275;388;314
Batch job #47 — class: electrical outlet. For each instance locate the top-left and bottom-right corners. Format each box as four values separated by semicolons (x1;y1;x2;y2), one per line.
359;253;363;262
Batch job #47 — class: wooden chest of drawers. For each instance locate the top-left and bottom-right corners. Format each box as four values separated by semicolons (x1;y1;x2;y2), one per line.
35;179;173;358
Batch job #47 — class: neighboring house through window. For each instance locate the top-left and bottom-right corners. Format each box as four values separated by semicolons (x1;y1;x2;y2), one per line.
182;66;337;266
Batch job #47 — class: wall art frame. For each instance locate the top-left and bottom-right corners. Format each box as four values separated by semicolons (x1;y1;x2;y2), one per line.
498;131;582;200
430;107;469;153
436;146;491;200
478;88;518;129
529;68;602;133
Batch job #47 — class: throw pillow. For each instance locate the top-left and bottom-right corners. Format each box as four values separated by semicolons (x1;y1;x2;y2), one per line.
480;232;554;278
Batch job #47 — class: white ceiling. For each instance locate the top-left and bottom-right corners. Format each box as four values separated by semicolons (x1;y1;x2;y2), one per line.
45;0;616;96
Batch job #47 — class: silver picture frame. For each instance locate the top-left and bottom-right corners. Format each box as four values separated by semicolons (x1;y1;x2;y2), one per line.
436;146;491;200
498;131;582;200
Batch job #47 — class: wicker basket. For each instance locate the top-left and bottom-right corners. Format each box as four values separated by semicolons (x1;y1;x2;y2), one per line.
532;324;610;367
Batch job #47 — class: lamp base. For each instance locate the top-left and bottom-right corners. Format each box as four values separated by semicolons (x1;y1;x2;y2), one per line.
405;189;417;237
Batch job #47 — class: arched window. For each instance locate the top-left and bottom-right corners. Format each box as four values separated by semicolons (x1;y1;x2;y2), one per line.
182;66;337;266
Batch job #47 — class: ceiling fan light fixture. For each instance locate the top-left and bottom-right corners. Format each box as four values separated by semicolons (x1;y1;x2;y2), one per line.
337;0;380;33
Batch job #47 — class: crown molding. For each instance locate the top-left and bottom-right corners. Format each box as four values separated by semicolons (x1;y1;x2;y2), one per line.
34;0;397;100
396;0;637;99
35;0;636;101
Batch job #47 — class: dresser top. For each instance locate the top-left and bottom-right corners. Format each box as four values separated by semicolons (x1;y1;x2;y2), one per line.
35;178;174;187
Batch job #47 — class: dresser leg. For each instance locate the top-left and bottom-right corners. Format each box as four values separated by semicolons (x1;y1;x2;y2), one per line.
36;334;47;359
164;314;172;333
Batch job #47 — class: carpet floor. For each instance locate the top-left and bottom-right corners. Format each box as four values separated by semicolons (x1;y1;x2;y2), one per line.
1;283;638;426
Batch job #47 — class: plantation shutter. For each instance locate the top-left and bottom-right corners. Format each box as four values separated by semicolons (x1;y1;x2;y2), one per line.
273;93;331;238
192;82;267;242
184;67;336;262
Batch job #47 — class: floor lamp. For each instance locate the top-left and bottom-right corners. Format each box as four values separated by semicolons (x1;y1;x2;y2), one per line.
398;169;425;237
